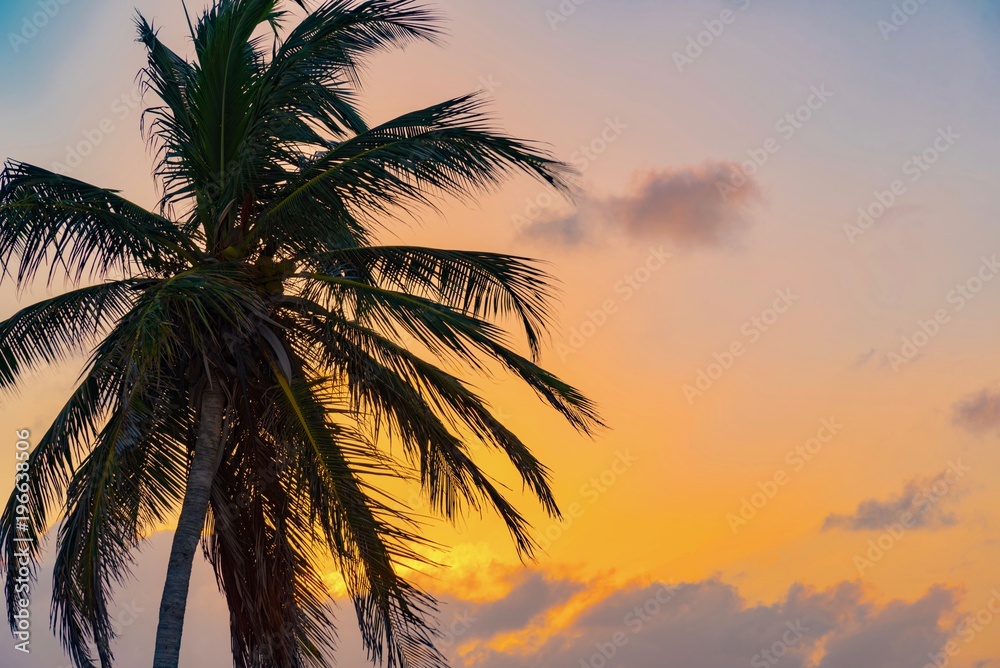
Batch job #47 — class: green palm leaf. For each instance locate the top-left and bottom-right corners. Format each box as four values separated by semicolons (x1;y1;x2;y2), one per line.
0;280;142;391
0;162;198;286
250;94;574;255
304;246;557;359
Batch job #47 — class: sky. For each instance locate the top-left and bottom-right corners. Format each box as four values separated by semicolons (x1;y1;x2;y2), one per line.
2;0;1000;666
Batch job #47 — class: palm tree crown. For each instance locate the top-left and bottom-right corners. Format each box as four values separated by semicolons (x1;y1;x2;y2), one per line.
0;1;603;667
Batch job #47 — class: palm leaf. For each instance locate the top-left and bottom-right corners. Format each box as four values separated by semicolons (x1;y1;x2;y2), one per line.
0;162;198;286
300;273;604;432
286;298;557;554
272;367;446;668
303;245;558;360
250;94;575;254
0;280;143;392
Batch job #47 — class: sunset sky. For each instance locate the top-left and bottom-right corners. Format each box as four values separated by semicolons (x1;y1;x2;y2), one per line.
3;0;1000;666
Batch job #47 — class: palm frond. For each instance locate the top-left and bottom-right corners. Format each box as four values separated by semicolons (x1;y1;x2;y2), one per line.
0;280;143;392
0;162;197;286
52;370;189;666
1;266;262;664
0;368;112;639
136;15;201;217
256;0;443;139
272;368;446;668
139;0;281;235
286;298;557;553
206;379;340;668
299;273;604;433
250;94;575;254
271;0;440;87
303;245;558;360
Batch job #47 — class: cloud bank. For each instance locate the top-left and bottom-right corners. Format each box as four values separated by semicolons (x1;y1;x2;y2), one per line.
455;578;957;668
1;534;963;668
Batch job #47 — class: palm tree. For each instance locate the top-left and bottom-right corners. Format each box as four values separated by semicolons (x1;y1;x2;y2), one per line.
0;1;602;667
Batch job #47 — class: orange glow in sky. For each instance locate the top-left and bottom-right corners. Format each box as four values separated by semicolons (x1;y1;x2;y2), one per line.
3;1;1000;666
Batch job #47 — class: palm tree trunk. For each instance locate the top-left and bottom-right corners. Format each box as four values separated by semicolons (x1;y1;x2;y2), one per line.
152;383;226;668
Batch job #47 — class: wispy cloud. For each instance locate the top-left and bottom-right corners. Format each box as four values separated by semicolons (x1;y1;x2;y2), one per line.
852;347;877;369
524;163;762;248
952;388;1000;435
822;472;963;532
